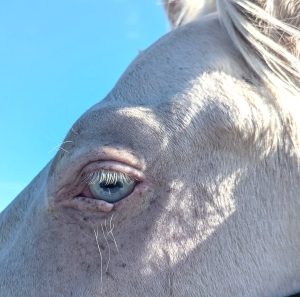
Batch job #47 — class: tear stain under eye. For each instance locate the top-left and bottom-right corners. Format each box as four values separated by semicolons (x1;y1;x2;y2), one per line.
84;170;135;186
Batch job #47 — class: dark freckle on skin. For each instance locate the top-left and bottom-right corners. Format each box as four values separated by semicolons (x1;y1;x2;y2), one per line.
83;217;88;221
106;271;115;280
150;199;156;205
121;263;126;268
56;266;63;272
194;208;199;219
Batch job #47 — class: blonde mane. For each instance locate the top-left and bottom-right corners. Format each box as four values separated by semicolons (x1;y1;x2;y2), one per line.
165;0;300;97
217;0;300;97
164;0;216;27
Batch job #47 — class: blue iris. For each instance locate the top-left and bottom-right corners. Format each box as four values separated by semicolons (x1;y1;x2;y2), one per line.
89;173;136;203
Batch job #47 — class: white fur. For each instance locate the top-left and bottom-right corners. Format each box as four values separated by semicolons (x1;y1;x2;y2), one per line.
163;0;216;26
217;0;300;97
165;0;300;96
1;1;300;296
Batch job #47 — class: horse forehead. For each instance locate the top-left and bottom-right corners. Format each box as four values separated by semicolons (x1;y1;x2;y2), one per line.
74;18;255;147
68;17;257;155
105;16;250;107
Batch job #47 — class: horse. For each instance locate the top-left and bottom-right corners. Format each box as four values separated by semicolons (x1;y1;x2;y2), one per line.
1;1;299;296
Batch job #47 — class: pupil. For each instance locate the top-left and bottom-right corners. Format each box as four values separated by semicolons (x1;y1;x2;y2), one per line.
100;181;123;193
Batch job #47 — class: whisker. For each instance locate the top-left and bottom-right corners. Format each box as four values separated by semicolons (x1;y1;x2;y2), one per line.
48;140;73;154
71;127;79;135
107;214;120;254
59;147;69;153
101;222;111;272
93;226;103;293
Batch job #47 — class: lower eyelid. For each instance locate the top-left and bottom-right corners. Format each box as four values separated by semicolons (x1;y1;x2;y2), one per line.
60;196;114;213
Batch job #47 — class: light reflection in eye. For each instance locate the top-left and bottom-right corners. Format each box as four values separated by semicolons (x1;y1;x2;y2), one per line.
85;170;137;203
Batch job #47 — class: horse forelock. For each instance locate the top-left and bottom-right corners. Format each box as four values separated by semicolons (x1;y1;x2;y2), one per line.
217;0;300;97
164;0;300;98
163;0;217;27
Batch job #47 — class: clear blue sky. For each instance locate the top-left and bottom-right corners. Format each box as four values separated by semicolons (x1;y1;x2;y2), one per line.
0;0;167;212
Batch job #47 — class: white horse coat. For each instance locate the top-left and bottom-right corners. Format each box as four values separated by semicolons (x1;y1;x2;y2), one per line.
0;1;300;296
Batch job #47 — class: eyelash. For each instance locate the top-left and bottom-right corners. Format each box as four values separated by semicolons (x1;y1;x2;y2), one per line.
84;170;135;185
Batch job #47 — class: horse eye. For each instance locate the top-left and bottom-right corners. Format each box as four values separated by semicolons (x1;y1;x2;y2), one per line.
87;170;137;203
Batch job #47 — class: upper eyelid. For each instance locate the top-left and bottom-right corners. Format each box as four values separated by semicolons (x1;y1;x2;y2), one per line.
84;170;136;185
80;161;146;186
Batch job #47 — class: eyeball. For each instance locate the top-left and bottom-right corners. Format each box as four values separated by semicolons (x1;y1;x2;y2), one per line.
87;170;137;203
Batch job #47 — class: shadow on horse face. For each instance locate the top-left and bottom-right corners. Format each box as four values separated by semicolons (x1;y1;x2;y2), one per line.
1;1;300;296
